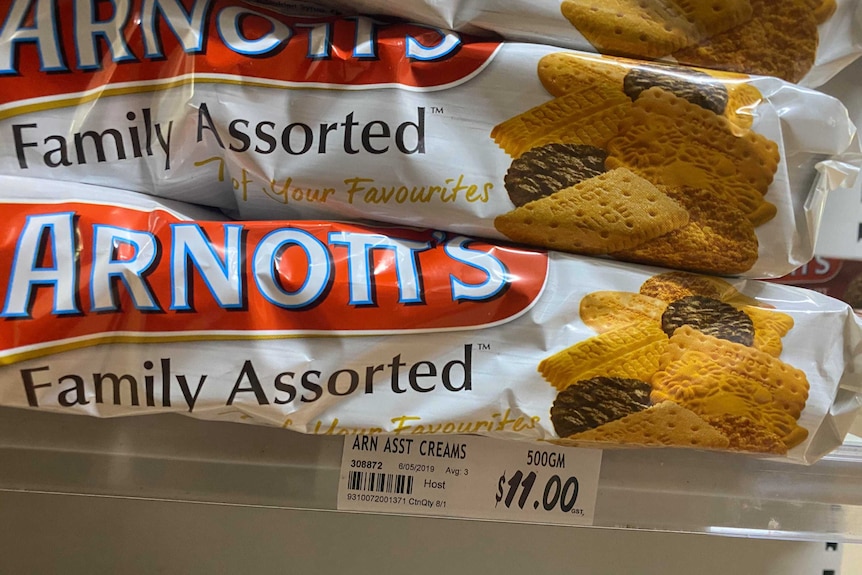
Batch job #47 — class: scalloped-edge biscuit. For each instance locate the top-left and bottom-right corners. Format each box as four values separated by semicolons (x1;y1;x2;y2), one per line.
742;305;794;357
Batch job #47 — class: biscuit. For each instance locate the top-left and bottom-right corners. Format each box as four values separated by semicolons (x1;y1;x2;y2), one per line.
539;322;668;391
653;325;809;418
560;0;752;60
538;52;628;98
605;87;779;224
623;65;729;115
742;306;794;357
670;0;754;39
550;376;652;437
705;413;788;454
843;273;862;309
565;401;731;449
494;168;690;255
723;82;762;133
652;345;809;447
661;296;756;346
560;0;695;59
673;0;819;83
610;185;759;275
504;144;607;207
807;0;837;23
640;272;761;308
491;83;633;157
579;291;668;333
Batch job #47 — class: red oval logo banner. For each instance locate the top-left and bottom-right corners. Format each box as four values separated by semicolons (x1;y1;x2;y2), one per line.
0;201;549;363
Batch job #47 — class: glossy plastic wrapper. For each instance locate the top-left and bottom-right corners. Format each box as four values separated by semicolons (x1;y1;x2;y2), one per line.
1;176;860;464
287;0;862;86
0;0;859;278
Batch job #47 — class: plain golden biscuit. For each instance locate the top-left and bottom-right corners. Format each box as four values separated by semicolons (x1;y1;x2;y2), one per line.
491;83;632;158
560;0;695;59
605;87;779;224
611;185;759;275
565;401;731;449
673;0;820;83
537;52;628;97
494;168;690;255
579;291;668;333
539;322;668;391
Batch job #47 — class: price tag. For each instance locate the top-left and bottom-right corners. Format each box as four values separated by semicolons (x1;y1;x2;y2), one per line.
336;435;602;526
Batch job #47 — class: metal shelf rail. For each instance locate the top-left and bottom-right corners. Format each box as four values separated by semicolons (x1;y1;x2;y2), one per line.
2;407;861;542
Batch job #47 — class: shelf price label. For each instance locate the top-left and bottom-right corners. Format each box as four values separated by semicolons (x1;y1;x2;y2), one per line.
496;470;583;515
337;434;602;526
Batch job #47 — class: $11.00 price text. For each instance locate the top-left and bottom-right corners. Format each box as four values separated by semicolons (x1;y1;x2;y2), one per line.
495;470;583;515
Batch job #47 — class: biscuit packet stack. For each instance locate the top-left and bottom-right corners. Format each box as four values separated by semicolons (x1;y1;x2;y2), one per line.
1;176;860;463
0;0;858;279
295;0;862;86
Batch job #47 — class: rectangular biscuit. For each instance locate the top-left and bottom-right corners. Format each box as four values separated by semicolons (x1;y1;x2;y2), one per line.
538;52;629;97
491;83;632;157
539;321;668;391
579;291;668;334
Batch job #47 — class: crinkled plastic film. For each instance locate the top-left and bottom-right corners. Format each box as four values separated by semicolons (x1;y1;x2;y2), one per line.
0;176;860;464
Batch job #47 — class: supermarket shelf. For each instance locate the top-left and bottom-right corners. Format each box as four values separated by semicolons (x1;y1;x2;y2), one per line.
2;406;862;542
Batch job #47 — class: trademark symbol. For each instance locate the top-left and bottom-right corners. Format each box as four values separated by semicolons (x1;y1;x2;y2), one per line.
430;106;444;114
476;343;492;351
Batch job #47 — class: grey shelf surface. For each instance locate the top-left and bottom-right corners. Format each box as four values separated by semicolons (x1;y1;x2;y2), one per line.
2;406;862;542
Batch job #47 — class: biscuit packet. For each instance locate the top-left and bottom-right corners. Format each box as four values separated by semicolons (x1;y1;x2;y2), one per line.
1;0;859;278
1;176;860;464
289;0;862;86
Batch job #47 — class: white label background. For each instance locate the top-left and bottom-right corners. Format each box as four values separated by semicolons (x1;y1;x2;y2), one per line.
337;435;602;526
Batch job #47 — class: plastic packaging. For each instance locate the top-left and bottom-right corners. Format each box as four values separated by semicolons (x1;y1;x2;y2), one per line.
282;0;862;86
0;0;858;278
1;176;860;464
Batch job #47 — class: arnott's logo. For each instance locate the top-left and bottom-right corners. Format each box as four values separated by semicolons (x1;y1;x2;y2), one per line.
0;201;548;363
0;0;500;110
